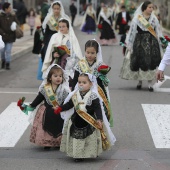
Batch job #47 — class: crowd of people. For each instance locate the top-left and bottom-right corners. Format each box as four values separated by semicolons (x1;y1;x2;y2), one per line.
0;0;170;163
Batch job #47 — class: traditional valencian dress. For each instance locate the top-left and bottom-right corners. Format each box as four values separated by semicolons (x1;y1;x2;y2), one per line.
71;40;113;126
26;64;70;147
80;5;96;34
59;74;116;159
41;1;70;62
98;8;116;45
42;18;83;79
120;5;163;81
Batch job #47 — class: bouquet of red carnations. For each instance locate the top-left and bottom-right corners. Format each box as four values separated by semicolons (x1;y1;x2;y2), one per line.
98;65;111;75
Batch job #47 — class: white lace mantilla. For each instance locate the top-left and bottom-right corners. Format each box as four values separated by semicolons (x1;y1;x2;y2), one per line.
74;61;103;78
40;86;69;106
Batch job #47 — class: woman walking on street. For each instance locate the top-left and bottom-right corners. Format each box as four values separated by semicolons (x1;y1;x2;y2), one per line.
80;3;96;34
120;1;163;92
98;5;116;46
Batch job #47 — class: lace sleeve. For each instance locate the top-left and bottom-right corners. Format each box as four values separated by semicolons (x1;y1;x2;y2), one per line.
125;19;137;50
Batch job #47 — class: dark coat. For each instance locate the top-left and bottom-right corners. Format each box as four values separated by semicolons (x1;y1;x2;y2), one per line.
0;12;19;43
14;1;28;25
32;26;44;54
115;11;131;34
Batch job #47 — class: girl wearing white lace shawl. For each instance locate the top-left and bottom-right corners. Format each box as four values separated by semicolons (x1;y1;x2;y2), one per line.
80;3;96;34
42;18;83;79
120;1;163;92
18;64;70;149
54;73;116;161
98;5;116;45
72;39;113;127
41;1;70;62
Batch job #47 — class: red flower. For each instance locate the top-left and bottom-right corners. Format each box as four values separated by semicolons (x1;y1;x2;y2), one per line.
57;46;65;51
98;65;109;72
36;26;41;29
164;35;170;42
98;24;102;29
54;107;62;114
17;97;25;111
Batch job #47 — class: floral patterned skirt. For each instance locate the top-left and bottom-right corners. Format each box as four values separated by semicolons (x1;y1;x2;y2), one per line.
60;118;103;158
30;105;62;147
120;51;156;80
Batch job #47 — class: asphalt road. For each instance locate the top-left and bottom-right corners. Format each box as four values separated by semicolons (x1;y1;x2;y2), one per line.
0;27;170;170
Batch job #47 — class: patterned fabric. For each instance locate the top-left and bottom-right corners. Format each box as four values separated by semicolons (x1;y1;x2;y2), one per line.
120;53;156;80
60;119;103;158
131;32;161;71
39;86;69;106
74;60;103;78
30;105;62;147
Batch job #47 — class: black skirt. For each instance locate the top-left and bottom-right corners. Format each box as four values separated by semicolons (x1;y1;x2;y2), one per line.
130;32;161;71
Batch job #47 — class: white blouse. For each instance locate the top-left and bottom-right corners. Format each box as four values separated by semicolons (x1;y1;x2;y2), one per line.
158;43;170;71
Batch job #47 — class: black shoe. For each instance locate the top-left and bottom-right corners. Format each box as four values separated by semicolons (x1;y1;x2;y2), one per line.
43;146;51;150
74;158;84;162
136;84;142;90
6;63;10;70
148;87;154;92
1;60;5;69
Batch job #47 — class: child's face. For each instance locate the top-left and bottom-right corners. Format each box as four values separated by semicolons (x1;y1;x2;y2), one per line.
59;22;69;34
50;70;63;86
78;76;92;92
53;4;61;16
85;47;97;63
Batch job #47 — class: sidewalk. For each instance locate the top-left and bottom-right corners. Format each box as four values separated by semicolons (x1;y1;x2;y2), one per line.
11;15;41;61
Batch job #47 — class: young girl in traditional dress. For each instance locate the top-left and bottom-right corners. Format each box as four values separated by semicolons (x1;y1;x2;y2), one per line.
41;1;70;62
80;3;96;34
120;1;163;92
42;18;83;79
98;5;116;45
17;64;70;149
54;73;116;162
71;40;113;126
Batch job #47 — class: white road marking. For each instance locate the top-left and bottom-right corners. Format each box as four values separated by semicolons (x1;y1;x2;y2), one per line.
142;104;170;148
0;102;30;147
153;75;170;92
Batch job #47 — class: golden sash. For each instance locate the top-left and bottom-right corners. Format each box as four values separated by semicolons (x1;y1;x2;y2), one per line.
78;59;92;73
44;84;59;107
49;16;59;31
138;15;157;39
98;86;110;120
72;93;110;150
79;59;111;120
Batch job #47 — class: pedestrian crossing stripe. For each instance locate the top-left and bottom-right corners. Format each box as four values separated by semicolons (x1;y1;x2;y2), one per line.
153;75;170;92
142;104;170;148
0;102;30;147
1;103;170;148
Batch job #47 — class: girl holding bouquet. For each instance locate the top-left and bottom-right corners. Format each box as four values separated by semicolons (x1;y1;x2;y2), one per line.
42;18;83;79
54;73;116;162
17;64;70;149
71;39;113;126
41;1;70;62
98;5;116;46
80;3;96;34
